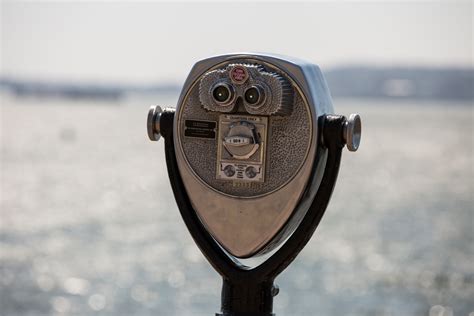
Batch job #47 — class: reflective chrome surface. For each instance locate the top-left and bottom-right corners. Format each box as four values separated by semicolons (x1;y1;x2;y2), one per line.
147;105;162;141
343;113;362;152
173;53;335;258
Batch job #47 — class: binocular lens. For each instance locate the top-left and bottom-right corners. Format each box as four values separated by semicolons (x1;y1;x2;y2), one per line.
244;86;262;105
212;84;232;104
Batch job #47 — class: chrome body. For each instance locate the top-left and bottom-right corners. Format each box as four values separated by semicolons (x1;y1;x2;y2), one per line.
172;53;335;258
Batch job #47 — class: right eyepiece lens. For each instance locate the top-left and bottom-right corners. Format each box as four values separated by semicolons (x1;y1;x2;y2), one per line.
244;86;261;105
212;84;232;103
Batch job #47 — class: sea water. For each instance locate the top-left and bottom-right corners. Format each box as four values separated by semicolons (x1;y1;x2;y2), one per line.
1;95;472;316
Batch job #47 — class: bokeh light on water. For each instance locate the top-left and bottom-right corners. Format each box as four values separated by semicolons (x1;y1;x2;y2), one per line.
0;94;473;315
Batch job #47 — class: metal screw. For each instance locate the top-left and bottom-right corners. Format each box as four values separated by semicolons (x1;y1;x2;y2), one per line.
343;113;362;152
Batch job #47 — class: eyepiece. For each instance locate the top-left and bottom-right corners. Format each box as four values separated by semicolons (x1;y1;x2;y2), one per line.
244;85;264;106
212;83;233;104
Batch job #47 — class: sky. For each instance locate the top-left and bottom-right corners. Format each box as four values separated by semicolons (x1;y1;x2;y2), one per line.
1;1;472;84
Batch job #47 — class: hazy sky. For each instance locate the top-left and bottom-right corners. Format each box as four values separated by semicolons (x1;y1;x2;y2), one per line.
1;1;472;84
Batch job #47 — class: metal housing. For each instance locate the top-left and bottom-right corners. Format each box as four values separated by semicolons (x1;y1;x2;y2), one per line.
174;53;334;258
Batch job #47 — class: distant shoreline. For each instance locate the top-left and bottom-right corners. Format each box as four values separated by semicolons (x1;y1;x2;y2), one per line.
1;66;472;102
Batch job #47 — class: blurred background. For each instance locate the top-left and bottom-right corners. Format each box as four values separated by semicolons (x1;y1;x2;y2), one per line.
1;1;473;316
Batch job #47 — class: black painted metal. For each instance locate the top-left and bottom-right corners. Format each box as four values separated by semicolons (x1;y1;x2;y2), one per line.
161;110;345;315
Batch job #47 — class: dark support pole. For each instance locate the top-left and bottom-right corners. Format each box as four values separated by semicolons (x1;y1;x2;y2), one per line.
217;278;276;316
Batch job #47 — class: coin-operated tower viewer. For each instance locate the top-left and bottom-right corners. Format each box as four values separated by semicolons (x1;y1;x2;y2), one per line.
148;53;361;316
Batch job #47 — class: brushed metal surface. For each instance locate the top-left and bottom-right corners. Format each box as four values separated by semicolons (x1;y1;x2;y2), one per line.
174;53;334;258
179;88;310;197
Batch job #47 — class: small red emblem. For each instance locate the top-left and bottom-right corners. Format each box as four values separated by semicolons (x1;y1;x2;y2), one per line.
230;66;248;84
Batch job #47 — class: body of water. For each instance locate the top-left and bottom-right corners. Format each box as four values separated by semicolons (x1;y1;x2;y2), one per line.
1;95;473;316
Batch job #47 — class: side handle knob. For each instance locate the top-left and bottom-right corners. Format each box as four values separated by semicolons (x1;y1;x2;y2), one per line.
320;113;362;152
147;105;163;141
343;113;361;152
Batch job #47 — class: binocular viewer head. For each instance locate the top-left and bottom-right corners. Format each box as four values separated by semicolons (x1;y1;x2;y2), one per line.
148;53;361;260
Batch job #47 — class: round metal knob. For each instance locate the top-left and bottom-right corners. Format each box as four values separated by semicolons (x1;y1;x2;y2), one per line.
147;105;163;141
343;113;361;152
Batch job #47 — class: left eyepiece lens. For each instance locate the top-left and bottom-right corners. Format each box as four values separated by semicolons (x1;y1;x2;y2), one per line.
212;84;232;104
